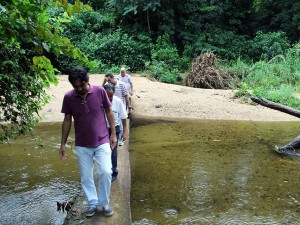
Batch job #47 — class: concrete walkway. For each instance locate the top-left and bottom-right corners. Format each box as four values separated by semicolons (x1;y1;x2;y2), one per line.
63;138;132;225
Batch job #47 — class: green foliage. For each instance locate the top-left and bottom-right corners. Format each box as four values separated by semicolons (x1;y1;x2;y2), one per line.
235;44;300;109
3;0;300;143
110;33;150;71
159;69;180;84
184;28;250;60
253;85;300;109
234;82;252;98
247;50;300;88
107;0;160;15
145;61;181;84
107;65;131;74
144;35;183;84
66;8;116;37
151;35;182;69
59;0;300;87
221;58;251;80
250;31;291;61
56;54;100;74
62;9;153;72
91;32;151;72
255;1;300;43
0;0;93;142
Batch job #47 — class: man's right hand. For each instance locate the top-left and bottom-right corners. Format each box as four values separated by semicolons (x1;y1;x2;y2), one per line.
59;147;67;160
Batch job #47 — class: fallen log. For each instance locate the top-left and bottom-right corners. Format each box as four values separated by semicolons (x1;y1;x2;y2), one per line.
251;96;300;154
250;96;300;118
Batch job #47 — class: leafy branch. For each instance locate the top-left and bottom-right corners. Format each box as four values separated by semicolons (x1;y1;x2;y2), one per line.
0;0;93;142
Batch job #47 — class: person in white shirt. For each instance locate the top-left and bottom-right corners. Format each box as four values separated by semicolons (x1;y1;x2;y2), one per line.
104;83;127;182
118;67;133;96
103;72;131;146
118;67;134;117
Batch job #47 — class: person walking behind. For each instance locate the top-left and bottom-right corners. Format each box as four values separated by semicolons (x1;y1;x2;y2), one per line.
118;67;134;117
102;72;129;107
102;72;130;146
59;67;117;218
104;83;127;182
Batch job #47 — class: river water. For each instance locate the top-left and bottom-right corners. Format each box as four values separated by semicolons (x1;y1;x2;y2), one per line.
0;123;80;225
130;119;300;224
1;120;300;224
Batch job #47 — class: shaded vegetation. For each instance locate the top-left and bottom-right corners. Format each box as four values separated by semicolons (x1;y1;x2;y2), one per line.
2;0;300;141
234;44;300;109
0;0;94;142
59;1;300;108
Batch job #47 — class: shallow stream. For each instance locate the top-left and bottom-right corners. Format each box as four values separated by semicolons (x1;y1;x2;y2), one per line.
0;123;79;225
130;119;300;224
1;120;300;224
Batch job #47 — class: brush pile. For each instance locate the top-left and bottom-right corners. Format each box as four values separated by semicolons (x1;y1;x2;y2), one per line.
184;52;237;89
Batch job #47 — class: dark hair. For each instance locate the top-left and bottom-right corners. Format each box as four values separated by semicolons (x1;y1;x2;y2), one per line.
105;72;114;79
68;67;89;84
104;83;115;93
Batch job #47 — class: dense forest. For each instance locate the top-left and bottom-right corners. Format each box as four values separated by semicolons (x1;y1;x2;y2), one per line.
59;0;297;67
59;0;300;109
57;0;297;70
1;0;300;141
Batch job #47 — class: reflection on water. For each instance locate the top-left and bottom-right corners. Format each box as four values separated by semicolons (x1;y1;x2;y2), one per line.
130;119;300;224
0;123;80;225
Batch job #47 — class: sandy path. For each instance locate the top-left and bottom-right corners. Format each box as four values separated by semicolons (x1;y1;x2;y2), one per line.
40;74;298;122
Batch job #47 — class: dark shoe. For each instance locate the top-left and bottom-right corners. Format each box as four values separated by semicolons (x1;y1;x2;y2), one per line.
85;206;96;217
103;206;114;217
111;174;117;182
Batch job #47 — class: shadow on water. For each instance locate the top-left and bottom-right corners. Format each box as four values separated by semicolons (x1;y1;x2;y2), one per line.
130;118;300;224
0;123;79;225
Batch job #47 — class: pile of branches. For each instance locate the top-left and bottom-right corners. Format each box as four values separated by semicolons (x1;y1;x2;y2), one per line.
184;52;237;89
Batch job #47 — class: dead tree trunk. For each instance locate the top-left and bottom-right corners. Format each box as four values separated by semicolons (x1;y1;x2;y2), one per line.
250;96;300;118
250;96;300;153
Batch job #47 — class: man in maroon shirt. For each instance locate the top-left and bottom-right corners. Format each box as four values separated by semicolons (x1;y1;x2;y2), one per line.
59;67;117;217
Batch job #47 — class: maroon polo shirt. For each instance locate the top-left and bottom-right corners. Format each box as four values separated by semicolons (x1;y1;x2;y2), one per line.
61;85;111;147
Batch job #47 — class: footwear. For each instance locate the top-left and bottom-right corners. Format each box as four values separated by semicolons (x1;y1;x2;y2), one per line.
103;206;114;217
84;206;96;217
111;174;117;182
118;140;124;146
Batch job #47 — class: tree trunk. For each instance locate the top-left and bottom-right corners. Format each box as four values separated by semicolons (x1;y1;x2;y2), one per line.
250;96;300;118
251;96;300;154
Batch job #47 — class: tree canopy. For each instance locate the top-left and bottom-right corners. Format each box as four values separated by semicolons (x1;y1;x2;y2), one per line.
0;0;94;142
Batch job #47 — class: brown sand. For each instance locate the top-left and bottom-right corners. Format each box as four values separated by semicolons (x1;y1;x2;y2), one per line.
40;74;297;122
